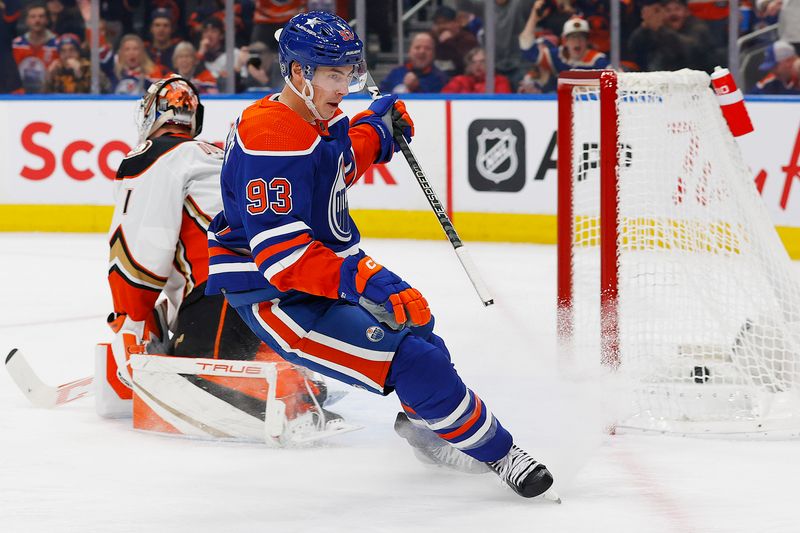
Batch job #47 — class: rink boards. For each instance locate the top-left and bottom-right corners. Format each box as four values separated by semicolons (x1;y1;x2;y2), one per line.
0;94;797;257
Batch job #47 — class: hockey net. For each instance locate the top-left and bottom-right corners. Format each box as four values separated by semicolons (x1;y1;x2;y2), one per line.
557;69;800;437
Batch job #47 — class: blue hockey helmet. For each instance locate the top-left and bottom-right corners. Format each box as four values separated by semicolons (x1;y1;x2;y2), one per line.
277;11;367;94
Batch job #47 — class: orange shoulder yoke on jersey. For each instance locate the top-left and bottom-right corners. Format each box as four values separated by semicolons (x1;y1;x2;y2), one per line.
237;97;320;152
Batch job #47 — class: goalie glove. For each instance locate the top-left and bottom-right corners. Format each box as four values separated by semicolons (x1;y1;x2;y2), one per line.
339;254;431;330
107;303;169;388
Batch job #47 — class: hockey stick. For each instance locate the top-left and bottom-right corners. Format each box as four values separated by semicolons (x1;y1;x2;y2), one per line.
5;348;352;410
5;349;94;408
363;72;494;306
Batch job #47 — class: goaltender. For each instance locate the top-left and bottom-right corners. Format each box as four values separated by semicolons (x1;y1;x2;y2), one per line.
104;76;333;433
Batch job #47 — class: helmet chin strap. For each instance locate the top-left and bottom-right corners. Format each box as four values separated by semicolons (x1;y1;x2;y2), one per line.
286;75;325;122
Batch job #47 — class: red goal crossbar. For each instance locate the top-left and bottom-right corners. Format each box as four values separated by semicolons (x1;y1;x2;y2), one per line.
557;70;620;368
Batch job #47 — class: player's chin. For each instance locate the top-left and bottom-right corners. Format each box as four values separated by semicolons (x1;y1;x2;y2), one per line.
323;102;340;118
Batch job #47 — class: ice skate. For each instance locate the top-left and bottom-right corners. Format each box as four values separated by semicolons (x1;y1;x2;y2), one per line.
487;444;555;499
394;412;490;474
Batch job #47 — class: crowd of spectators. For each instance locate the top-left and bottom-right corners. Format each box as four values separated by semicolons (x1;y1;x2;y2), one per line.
0;0;797;96
0;0;330;95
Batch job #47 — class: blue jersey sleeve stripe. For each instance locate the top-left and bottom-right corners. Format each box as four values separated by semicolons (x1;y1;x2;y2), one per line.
250;221;311;250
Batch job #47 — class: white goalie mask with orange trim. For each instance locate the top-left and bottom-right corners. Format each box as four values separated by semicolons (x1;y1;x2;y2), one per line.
136;76;204;143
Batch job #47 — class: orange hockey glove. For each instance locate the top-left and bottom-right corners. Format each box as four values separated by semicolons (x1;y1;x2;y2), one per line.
339;254;431;329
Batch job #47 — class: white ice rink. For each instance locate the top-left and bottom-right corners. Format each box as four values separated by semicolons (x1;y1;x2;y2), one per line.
2;233;800;533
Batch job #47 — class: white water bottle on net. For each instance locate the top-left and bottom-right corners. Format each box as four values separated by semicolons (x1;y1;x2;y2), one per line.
557;69;800;437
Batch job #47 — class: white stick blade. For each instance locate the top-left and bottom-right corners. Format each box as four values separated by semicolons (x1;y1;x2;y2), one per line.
5;349;58;408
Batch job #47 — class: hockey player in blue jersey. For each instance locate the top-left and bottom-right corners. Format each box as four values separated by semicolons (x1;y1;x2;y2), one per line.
206;11;555;499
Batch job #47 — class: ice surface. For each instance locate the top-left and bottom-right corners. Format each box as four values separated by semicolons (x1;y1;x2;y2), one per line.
2;233;800;533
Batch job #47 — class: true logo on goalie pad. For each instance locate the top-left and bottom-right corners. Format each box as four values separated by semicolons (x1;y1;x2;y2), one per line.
468;119;525;192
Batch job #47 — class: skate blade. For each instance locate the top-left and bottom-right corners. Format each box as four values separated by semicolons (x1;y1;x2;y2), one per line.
541;489;562;504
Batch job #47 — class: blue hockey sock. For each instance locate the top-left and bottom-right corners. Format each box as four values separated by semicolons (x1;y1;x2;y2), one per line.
386;332;513;462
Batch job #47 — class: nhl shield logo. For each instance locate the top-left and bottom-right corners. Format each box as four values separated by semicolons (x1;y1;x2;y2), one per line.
468;119;526;192
475;127;518;184
366;326;384;342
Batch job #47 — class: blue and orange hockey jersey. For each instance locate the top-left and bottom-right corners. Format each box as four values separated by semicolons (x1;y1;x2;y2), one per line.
206;94;382;299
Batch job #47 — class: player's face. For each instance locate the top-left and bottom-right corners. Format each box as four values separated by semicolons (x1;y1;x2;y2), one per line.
151;18;172;43
311;66;350;120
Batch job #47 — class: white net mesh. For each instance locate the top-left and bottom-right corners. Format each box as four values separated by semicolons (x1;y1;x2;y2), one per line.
565;70;800;436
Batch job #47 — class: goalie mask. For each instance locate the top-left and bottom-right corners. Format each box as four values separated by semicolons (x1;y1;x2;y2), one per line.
136;76;204;143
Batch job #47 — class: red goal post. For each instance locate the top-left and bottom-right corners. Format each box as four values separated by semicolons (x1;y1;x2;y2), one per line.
557;70;621;369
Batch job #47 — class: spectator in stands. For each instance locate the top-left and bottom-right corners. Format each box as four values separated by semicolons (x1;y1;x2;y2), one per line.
89;0;135;45
519;12;609;92
663;0;715;72
44;32;107;93
755;0;783;28
171;40;218;94
187;1;249;47
751;39;800;94
307;0;335;11
492;0;536;88
431;5;479;77
572;0;620;54
527;0;574;38
455;6;483;39
517;67;545;93
251;0;306;51
685;0;728;50
442;47;512;93
239;40;283;92
143;1;184;39
75;0;113;65
766;0;800;54
109;34;164;95
197;16;242;79
45;0;84;38
380;32;449;93
626;0;691;71
146;8;179;72
0;0;23;93
12;2;58;93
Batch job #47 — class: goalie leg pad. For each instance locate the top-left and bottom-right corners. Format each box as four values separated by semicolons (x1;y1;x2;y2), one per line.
94;343;133;418
129;354;360;445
